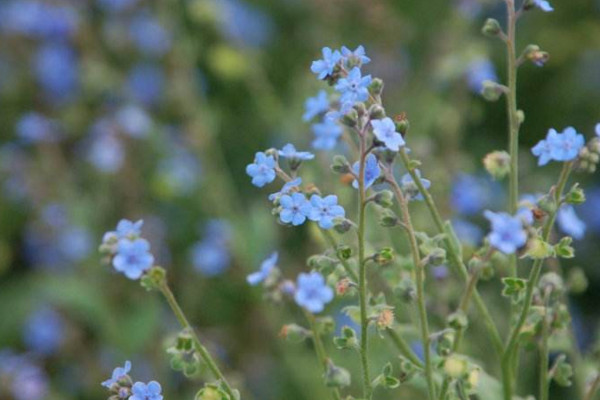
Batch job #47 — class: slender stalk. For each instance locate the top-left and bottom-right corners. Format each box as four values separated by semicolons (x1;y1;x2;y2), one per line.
321;229;359;283
584;374;600;400
159;283;237;399
386;327;425;368
539;293;551;400
304;310;342;400
501;162;573;400
505;0;520;217
387;173;436;400
398;150;504;356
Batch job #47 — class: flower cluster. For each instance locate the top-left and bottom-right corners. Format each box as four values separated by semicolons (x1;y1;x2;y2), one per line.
531;127;585;166
484;209;532;254
102;360;163;400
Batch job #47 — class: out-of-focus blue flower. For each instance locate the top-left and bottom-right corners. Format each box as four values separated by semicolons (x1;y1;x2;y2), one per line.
112;238;154;279
432;265;449;280
450;174;497;215
0;350;49;400
303;90;329;121
456;0;483;19
86;121;124;173
410;341;425;362
400;170;430;201
269;178;302;202
484;210;527;254
57;226;92;262
312;119;342;150
452;218;483;247
216;0;274;48
557;205;586;240
0;1;78;40
533;0;553;12
579;187;600;233
126;63;165;106
247;252;278;285
41;203;67;228
279;192;311;226
294;272;334;313
352;154;380;189
532;127;585;165
278;144;314;161
246;151;276;187
311;47;342;80
371;118;405;152
335;66;372;107
307;195;345;229
97;0;139;13
465;59;497;93
116;105;151;138
157;146;202;195
34;42;79;101
101;360;131;388
116;219;143;239
595;123;600;137
130;381;163;400
23;307;65;355
341;45;370;65
16;113;59;144
129;13;171;57
191;220;232;276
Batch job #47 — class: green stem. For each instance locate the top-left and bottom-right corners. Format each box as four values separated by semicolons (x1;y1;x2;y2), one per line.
501;162;573;400
387;174;436;400
322;230;359;283
539;293;551;400
386;327;425;368
304;310;342;400
584;374;600;400
505;0;519;217
159;283;237;399
398;150;504;357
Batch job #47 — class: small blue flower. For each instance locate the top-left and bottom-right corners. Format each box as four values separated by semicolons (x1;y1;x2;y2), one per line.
341;45;370;65
278;144;315;161
34;42;79;101
269;178;302;201
16;113;59;144
23;307;64;355
595;123;600;137
452;218;483;247
126;63;165;106
484;210;527;254
87;129;125;174
279;193;311;226
112;238;154;279
191;220;232;276
307;195;345;229
451;174;498;215
312;119;343;151
371;118;405;151
311;47;342;80
130;381;163;400
557;205;585;240
246;152;276;187
532;127;585;165
531;129;559;166
129;13;172;57
217;0;274;48
101;360;132;388
294;271;334;313
533;0;553;12
97;0;139;13
116;105;151;138
352;154;381;189
116;219;144;239
465;59;497;94
247;252;278;285
400;170;430;201
334;66;372;107
303;90;330;121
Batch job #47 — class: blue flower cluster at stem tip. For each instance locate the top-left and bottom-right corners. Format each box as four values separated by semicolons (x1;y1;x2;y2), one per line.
102;360;163;400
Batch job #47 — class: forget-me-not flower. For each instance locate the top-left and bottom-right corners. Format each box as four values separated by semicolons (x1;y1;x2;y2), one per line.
400;170;430;201
112;238;154;279
279;193;311;226
269;178;302;201
484;210;527;254
116;219;144;239
278;144;314;161
465;59;497;94
311;47;342;80
191;220;232;276
102;360;132;388
247;252;278;285
23;307;64;355
312;119;342;150
246;152;276;187
532;127;585;165
595;123;600;137
532;0;553;12
341;45;370;65
303;90;329;121
308;195;345;229
335;66;372;107
16;113;58;144
116;105;151;138
371;118;405;151
130;381;163;400
129;13;172;57
557;205;586;240
352;154;380;189
294;272;334;313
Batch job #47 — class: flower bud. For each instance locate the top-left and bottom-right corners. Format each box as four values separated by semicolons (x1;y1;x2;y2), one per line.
483;150;511;180
336;245;352;260
369;104;386;120
565;184;586;205
331;155;351;174
444;356;468;379
481;80;505;102
324;361;351;387
307;255;337;275
336;278;353;295
394;278;416;303
539;272;565;297
140;266;166;291
447;310;468;330
379;209;399;227
341;109;358;127
369;78;384;96
334;218;353;234
279;323;311;343
435;330;456;357
374;247;395;265
481;18;502;37
394;113;410;136
376;309;395;330
374;190;394;208
567;267;588;294
516;110;526;125
524;237;554;260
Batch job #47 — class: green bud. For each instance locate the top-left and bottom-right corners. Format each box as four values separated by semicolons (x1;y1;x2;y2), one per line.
501;277;527;303
444;356;468;379
538;194;557;214
374;190;394;208
398;357;417;382
481;80;505;102
373;363;401;389
551;355;573;387
333;326;359;350
481;18;502;37
425;247;446;266
379;209;399;227
331;155;351;174
565;184;586;205
336;245;353;260
555;237;575;259
140;266;166;291
341;109;359;127
394;278;416;303
195;385;229;400
539;272;565;297
435;330;456;357
334;218;353;234
567;267;588;294
369;78;384;96
516;110;525;125
369;104;386;120
483;151;511;180
307;255;337;275
374;247;394;265
324;362;351;388
280;324;311;343
394;115;410;135
447;310;468;330
524;237;554;260
353;102;367;117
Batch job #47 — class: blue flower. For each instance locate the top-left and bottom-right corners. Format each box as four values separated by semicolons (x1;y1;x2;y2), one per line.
303;90;330;121
371;118;405;151
269;178;302;201
312;119;343;150
334;66;372;107
0;350;49;400
191;220;232;276
247;252;278;285
0;1;78;40
130;381;163;400
400;170;430;201
23;307;64;355
97;0;139;13
278;144;315;161
294;272;334;313
112;238;154;279
341;45;370;65
580;187;600;233
595;123;600;137
87;127;125;173
57;226;92;262
465;59;497;94
246;151;276;187
311;47;342;80
451;174;498;215
533;0;553;12
531;129;559;166
452;218;483;247
116;219;144;239
307;195;345;229
217;0;274;48
34;42;79;101
16;113;58;144
279;193;311;226
101;360;132;388
126;63;165;106
532;127;585;165
484;210;527;254
157;146;202;195
116;105;152;138
557;205;586;240
352;154;381;189
129;13;172;57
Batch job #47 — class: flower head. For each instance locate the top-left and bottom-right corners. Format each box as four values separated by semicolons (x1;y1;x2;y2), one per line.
23;307;64;355
352;154;381;189
371;118;405;151
269;178;302;201
303;90;330;121
310;47;342;80
334;66;372;107
307;195;345;229
246;152;276;187
341;45;370;66
279;192;311;226
484;210;527;254
532;0;553;12
278;144;314;161
112;238;154;279
312;119;342;151
247;252;278;285
116;219;144;239
465;59;497;94
294;272;334;313
400;170;430;201
557;205;585;240
129;381;163;400
532;127;585;165
101;361;132;388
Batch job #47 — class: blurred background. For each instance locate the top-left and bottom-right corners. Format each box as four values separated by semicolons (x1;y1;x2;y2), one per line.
0;0;599;399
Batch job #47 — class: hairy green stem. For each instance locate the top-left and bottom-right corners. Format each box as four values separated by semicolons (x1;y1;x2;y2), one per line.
584;374;600;400
386;327;425;368
159;283;237;399
539;293;551;400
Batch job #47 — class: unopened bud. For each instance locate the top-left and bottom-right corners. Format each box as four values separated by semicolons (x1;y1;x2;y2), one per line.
483;150;511;180
482;18;502;37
